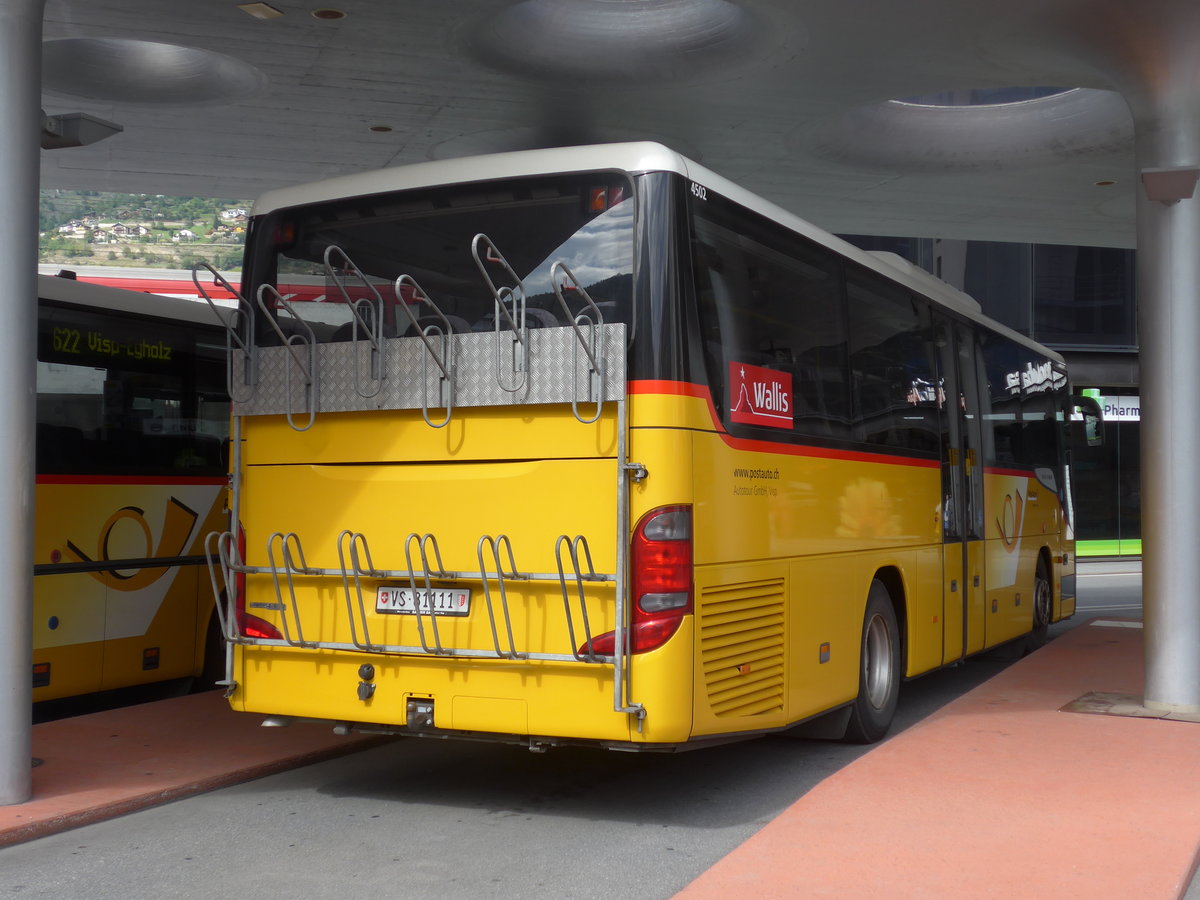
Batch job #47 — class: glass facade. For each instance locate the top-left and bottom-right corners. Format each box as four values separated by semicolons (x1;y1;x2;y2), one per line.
841;234;1140;555
1032;245;1136;348
1069;391;1141;556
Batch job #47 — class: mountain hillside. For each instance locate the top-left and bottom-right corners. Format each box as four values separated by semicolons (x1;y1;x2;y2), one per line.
39;189;252;271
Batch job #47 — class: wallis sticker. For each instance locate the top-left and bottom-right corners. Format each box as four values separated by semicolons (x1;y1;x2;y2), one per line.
729;361;793;429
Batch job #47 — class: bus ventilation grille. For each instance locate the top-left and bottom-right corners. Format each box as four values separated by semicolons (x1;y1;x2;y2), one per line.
699;578;785;718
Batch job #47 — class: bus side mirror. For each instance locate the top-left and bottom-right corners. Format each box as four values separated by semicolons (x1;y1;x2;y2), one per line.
1071;395;1104;447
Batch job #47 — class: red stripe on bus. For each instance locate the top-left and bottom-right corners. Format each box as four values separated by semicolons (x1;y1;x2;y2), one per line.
715;433;941;468
78;276;241;298
984;467;1037;479
628;379;711;399
36;475;227;486
627;379;940;470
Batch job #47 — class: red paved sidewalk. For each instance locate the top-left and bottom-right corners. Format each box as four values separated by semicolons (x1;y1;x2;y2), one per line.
678;619;1200;899
1;691;384;847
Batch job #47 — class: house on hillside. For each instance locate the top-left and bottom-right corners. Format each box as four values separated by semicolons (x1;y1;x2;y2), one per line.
110;223;151;238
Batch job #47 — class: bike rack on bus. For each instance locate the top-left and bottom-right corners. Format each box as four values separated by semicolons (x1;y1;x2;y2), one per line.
337;530;383;652
323;245;387;399
394;275;456;428
404;533;454;656
551;260;606;425
205;530;238;644
209;240;647;723
206;522;644;723
192;262;257;403
265;531;319;647
556;534;603;662
204;529;243;697
256;284;318;431
471;233;529;394
210;531;614;660
477;535;525;660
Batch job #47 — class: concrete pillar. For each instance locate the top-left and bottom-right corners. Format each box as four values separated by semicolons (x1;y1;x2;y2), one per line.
1074;0;1200;712
0;0;44;806
1135;111;1200;714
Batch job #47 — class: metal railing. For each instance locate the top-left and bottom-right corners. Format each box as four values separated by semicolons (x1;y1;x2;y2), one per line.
210;528;616;664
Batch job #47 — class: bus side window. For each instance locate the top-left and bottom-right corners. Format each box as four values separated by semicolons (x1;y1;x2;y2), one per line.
691;211;849;439
980;334;1020;467
845;271;940;456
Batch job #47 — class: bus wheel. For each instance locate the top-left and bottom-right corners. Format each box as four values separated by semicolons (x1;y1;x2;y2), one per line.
843;579;901;744
1026;557;1052;653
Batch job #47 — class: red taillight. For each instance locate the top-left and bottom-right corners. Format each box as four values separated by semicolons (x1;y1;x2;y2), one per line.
234;525;283;640
271;220;296;251
582;618;685;656
580;505;693;656
238;609;283;641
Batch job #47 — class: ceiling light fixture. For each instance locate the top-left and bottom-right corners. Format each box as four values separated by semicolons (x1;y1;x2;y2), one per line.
1094;179;1116;186
238;3;284;19
368;125;393;133
40;109;124;149
312;8;346;20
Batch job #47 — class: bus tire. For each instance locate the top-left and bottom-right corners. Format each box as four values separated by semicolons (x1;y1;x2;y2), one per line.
1025;556;1052;654
843;579;901;744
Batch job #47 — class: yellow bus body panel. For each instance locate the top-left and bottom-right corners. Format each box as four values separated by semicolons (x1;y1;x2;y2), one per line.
230;386;1070;746
234;617;695;744
981;469;1069;645
233;407;696;744
242;406;620;467
33;480;225;701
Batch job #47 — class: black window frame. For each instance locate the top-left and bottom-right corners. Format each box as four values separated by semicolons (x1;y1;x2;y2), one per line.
36;299;228;478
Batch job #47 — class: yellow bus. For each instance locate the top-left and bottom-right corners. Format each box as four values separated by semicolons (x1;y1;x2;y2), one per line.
34;273;229;702
207;143;1098;749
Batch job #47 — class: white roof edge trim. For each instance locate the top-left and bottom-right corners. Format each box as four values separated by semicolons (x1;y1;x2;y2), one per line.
863;251;981;314
251;141;690;217
36;273;228;328
251;142;1062;364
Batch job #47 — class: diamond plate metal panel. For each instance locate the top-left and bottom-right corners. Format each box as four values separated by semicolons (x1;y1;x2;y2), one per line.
233;323;627;419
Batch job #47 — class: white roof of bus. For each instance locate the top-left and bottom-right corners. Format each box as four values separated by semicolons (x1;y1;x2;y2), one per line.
36;273;229;329
251;141;1062;364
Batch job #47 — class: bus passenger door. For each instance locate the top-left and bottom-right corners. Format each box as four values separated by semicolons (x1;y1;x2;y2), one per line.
936;319;986;662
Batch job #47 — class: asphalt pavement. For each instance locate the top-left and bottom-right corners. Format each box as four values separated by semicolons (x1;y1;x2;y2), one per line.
6;557;1197;898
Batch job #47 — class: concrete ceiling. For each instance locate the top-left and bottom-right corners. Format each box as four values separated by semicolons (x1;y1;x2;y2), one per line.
39;0;1186;250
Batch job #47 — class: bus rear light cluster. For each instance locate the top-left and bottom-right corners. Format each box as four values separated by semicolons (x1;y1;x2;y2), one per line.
233;525;283;641
578;505;693;657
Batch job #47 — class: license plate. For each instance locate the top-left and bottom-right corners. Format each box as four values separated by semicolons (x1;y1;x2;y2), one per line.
376;585;471;617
